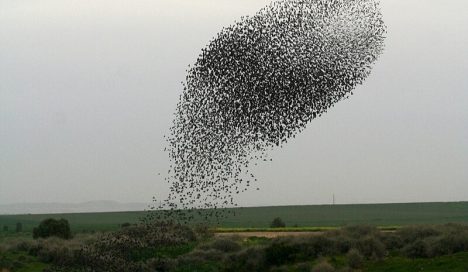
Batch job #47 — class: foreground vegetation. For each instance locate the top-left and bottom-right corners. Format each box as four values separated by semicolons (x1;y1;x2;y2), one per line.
2;202;468;271
2;223;468;271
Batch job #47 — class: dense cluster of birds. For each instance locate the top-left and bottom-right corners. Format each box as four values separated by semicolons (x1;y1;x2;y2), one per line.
152;0;386;222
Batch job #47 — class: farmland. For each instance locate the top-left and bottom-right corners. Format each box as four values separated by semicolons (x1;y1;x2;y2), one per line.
1;201;468;234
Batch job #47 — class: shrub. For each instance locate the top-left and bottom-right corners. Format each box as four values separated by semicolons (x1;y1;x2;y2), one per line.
121;222;131;228
381;233;403;251
16;222;23;232
3;225;8;232
329;235;352;255
354;236;386;260
0;235;91;270
33;218;72;239
397;225;440;244
347;248;363;269
77;221;198;272
193;224;213;240
403;239;429;258
224;246;266;272
185;248;225;262
12;239;38;253
305;236;337;257
427;233;468;257
294;262;311;272
265;240;299;265
37;244;74;265
209;238;241;253
270;266;289;272
342;225;378;239
311;260;335;272
270;217;286;228
265;236;338;264
12;260;25;270
144;257;177;271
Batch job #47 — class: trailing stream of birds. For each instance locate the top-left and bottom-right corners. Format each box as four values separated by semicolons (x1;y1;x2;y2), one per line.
152;0;386;222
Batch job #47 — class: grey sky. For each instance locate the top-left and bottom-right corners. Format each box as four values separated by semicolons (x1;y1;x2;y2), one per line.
1;0;467;207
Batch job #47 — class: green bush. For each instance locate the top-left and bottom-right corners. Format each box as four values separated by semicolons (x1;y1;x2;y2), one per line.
270;265;289;272
270;217;286;228
265;240;299;265
11;239;39;253
303;236;338;258
342;225;379;239
394;224;468;258
209;238;241;253
144;257;177;271
403;239;429;258
264;236;339;266
347;248;364;269
16;222;23;233
397;225;440;244
12;260;25;269
121;222;131;228
193;223;214;240
33;218;72;239
182;248;225;264
78;221;198;272
311;260;335;272
294;262;311;272
354;236;386;260
224;246;266;272
381;233;403;251
427;233;468;257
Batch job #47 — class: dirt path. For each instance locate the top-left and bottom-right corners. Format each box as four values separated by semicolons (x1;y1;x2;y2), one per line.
215;229;396;238
215;231;325;238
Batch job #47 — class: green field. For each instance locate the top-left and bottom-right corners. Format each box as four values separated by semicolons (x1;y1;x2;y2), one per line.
1;201;468;234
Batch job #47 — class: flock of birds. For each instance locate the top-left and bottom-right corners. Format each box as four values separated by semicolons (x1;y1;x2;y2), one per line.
151;0;386;223
52;1;387;270
46;1;387;271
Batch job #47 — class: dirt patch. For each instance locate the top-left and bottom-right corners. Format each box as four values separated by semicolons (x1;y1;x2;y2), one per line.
215;231;324;238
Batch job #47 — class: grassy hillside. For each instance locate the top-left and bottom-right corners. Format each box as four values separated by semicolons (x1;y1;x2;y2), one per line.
222;201;468;227
1;201;468;234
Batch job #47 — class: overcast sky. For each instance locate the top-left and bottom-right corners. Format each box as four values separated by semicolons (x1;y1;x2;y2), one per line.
1;0;467;208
